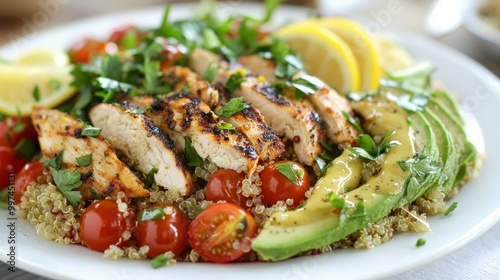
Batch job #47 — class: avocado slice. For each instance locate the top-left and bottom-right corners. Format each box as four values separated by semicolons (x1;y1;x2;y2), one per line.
251;94;439;261
431;90;464;125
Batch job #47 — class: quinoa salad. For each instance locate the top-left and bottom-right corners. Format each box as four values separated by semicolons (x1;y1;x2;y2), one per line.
0;0;481;268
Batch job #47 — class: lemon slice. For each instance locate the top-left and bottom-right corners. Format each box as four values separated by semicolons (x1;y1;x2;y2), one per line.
372;32;415;73
274;22;360;94
310;18;382;91
0;50;76;116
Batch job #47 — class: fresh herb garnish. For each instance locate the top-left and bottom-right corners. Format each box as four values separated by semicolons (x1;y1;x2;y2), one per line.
75;154;92;167
12;122;26;133
130;108;145;115
52;169;83;207
444;202;458;216
386;93;429;113
416;238;426;247
288;74;323;99
151;254;168;269
342;111;364;133
218;122;237;132
348;130;400;161
202;29;222;50
215;97;250;118
81;123;102;138
32;85;40;101
89;188;103;200
203;62;217;83
262;0;283;24
15;139;36;159
184;137;203;167
351;201;366;218
275;162;303;185
138;206;165;222
143;167;159;187
226;72;246;93
44;150;64;169
398;152;441;177
326;192;349;222
49;79;61;90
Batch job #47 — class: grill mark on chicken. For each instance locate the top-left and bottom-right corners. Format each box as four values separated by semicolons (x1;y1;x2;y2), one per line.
89;102;193;196
131;93;259;173
32;106;149;200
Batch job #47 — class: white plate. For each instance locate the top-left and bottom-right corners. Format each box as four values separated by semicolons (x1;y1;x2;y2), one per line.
463;0;500;57
1;3;500;280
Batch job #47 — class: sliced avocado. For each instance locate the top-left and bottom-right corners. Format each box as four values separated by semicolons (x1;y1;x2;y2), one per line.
251;95;438;261
431;90;464;125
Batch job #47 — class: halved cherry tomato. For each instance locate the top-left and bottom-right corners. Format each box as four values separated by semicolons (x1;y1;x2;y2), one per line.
14;161;44;204
206;169;247;208
0;117;38;148
259;161;310;207
79;200;135;252
69;38;116;64
0;147;28;190
134;204;188;258
188;203;257;263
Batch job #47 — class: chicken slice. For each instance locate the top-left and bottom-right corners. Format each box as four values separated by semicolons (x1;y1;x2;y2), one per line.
32;106;149;200
163;66;285;162
238;55;358;147
89;102;193;196
131;93;259;173
188;49;325;166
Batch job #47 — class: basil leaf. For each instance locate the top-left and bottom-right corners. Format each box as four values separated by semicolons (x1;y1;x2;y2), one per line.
52;169;83;207
44;150;64;170
81;123;102;138
275;162;301;185
444;202;458;216
203;62;217;84
215;97;250;118
184;137;203;167
32;85;40;101
138;206;165;222
75;154;92;167
342;111;364;133
226;72;246;94
15;139;36;160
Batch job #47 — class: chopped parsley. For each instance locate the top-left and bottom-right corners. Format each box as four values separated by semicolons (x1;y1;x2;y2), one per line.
351;201;366;218
143;167;159;187
314;156;331;176
138;206;165;222
32;85;40;101
89;188;103;200
184;137;203;167
398;152;441;198
215;97;250;118
15;139;36;159
52;169;83;207
342;111;364;133
75;154;92;167
218;122;237;132
262;0;283;24
203;62;217;83
444;202;458;216
44;150;64;170
81;123;102;138
151;254;169;269
326;192;349;222
416;238;426;247
348;130;401;161
275;162;303;185
226;72;246;93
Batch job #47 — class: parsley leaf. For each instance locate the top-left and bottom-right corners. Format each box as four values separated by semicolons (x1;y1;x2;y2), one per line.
262;0;283;24
215;97;250;118
202;29;222;50
290;74;323;99
342;111;364;133
142;59;161;93
326;192;349;222
15;139;36;159
89;188;103;200
75;154;92;167
138;206;165;222
398;153;441;178
416;238;426;247
52;169;83;207
44;150;64;170
275;162;303;185
348;130;400;161
32;85;40;101
218;122;237;132
184;137;203;167
203;62;217;84
151;254;168;269
143;167;158;187
81;123;102;138
226;72;246;93
444;202;458;216
351;201;366;218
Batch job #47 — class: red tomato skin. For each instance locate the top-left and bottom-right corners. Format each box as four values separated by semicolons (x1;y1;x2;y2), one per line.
206;169;247;207
134;204;189;258
259;161;310;207
79;200;135;252
188;203;257;263
0;147;28;190
69;38;109;64
14;161;44;204
0;117;38;148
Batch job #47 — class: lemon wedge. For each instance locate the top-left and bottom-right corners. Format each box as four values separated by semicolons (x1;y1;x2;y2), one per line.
274;22;360;94
310;18;382;91
0;49;76;116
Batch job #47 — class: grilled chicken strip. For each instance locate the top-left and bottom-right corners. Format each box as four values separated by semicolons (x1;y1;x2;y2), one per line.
163;66;285;162
239;55;358;147
32;106;149;200
188;49;325;165
131;93;259;173
89;102;193;196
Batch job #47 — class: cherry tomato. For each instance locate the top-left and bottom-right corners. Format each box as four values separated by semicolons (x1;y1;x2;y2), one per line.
206;169;247;207
0;117;38;148
69;38;116;64
259;161;310;207
14;162;44;204
134;204;188;258
108;25;137;43
80;200;135;252
0;147;28;190
188;203;257;263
